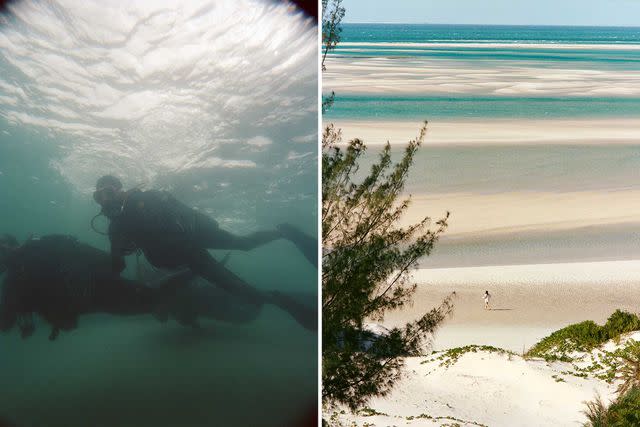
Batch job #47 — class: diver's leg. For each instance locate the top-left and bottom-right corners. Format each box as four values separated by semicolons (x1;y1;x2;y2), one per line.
188;249;316;331
93;277;157;315
194;212;317;265
191;284;262;324
188;249;266;305
194;212;280;251
276;224;318;268
94;270;195;316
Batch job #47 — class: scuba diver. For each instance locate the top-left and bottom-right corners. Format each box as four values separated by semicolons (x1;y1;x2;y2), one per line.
0;233;194;340
0;233;296;340
92;175;316;331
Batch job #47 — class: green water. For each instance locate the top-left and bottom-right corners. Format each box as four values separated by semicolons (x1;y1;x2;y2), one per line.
1;315;315;427
0;1;318;425
0;119;317;427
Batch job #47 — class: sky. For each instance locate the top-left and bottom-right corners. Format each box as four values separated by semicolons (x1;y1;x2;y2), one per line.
342;0;640;26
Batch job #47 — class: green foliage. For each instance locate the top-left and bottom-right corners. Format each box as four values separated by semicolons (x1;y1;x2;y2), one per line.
547;338;640;384
583;394;609;427
527;310;640;361
615;340;640;397
405;414;487;426
322;0;344;72
423;345;516;369
321;0;345;113
358;407;387;417
603;310;640;339
322;122;452;411
583;387;640;427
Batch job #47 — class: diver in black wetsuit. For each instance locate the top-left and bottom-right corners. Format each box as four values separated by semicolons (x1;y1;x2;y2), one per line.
92;175;316;331
0;234;192;340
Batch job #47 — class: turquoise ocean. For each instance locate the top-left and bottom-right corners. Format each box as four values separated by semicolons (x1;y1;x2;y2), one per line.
325;24;640;120
0;2;317;426
324;24;640;353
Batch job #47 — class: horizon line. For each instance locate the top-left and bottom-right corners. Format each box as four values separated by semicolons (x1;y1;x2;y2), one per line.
342;21;640;28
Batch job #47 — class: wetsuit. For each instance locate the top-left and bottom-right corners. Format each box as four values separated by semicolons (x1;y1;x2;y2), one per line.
106;190;316;330
0;235;182;340
108;190;278;304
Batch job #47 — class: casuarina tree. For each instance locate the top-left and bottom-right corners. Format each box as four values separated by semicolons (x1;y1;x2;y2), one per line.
322;122;453;410
321;0;453;412
321;0;344;113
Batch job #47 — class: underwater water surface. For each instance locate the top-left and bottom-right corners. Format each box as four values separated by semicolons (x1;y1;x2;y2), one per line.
0;1;317;426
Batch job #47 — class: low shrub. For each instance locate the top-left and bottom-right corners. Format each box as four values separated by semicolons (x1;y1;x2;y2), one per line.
527;310;640;361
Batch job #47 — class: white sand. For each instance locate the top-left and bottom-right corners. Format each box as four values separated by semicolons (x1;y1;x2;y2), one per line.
325;118;640;146
339;42;640;51
325;119;640;239
402;190;640;237
330;333;640;426
323;56;640;96
379;261;640;351
329;350;616;426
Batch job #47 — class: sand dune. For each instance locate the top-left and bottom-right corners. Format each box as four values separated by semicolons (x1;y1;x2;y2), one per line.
329;347;617;426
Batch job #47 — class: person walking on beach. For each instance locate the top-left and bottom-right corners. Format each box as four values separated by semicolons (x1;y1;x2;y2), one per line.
483;290;491;310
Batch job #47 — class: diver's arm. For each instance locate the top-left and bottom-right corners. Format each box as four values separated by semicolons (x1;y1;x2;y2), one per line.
108;224;129;274
110;235;126;273
111;238;137;273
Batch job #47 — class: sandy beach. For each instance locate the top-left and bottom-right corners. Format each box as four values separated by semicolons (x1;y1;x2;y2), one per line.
325;22;640;426
404;191;640;236
326;118;640;146
325;119;640;263
378;261;640;351
326;118;640;354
